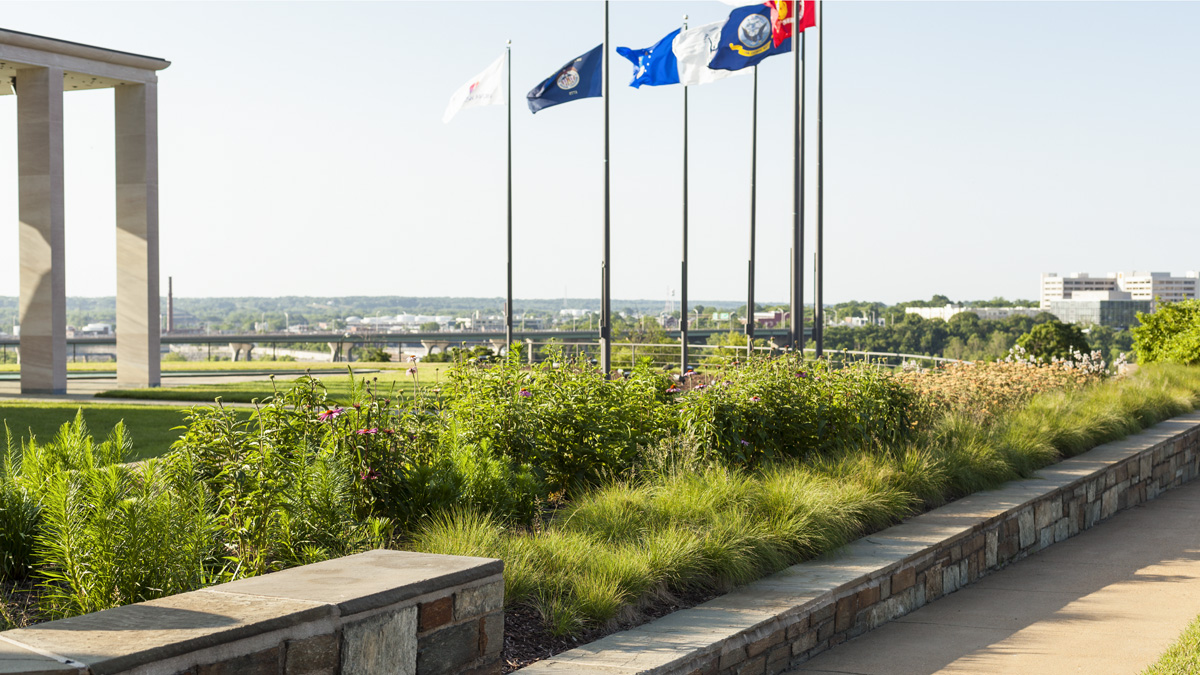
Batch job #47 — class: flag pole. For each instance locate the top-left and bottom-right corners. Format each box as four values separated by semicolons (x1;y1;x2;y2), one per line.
791;0;805;355
815;0;824;358
505;40;514;355
680;14;689;376
747;65;757;358
600;0;612;377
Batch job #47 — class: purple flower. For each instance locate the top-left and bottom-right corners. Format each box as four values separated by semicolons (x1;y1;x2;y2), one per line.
665;386;681;394
317;407;345;421
519;388;533;398
749;396;761;403
796;372;807;378
356;428;378;435
740;440;751;447
407;366;418;376
359;469;380;481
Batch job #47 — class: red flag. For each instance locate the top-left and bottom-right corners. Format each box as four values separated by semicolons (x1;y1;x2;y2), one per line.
769;0;817;48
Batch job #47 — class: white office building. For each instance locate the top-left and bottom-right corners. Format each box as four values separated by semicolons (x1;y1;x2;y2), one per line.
905;305;1043;322
1041;271;1198;310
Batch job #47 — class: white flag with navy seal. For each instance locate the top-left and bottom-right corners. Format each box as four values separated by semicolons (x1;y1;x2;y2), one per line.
443;52;507;124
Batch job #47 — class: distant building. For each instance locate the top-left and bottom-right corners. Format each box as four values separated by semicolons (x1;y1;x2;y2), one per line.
743;311;789;328
345;314;454;332
1041;271;1198;310
905;305;1042;322
1047;291;1151;328
71;323;112;337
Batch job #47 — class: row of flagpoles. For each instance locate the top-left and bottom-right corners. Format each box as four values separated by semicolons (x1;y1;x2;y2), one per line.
443;0;826;376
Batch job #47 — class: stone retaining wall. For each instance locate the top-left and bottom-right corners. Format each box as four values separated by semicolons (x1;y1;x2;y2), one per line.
523;411;1200;675
0;550;503;675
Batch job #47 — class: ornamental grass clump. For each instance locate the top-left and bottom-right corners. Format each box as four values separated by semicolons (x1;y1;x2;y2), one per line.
895;354;1106;420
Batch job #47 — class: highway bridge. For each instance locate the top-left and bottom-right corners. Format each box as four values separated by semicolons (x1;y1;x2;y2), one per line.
0;327;812;350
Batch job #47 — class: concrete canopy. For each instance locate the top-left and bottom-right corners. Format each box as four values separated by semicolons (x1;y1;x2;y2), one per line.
1;28;169;393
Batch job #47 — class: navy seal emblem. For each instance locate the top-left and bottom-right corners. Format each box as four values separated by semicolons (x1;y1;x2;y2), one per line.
737;13;771;50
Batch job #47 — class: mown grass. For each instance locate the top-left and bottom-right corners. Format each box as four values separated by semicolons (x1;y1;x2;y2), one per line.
412;364;1200;637
93;363;448;403
0;403;242;462
1143;612;1200;674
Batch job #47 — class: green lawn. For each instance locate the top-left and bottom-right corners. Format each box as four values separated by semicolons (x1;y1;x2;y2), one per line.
1143;613;1200;674
94;363;451;404
0;403;229;462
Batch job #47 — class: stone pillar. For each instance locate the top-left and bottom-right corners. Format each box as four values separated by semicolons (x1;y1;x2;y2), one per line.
115;83;161;387
17;66;67;394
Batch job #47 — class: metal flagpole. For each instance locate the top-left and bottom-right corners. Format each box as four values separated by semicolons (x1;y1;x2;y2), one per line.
815;0;825;358
505;41;514;355
747;66;757;358
791;0;805;355
600;0;612;377
680;15;689;375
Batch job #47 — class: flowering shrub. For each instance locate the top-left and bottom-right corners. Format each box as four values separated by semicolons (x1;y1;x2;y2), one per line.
674;355;923;466
895;351;1106;420
441;350;675;494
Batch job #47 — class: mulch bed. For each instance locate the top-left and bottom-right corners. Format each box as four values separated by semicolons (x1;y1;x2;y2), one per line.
0;579;41;630
502;586;724;672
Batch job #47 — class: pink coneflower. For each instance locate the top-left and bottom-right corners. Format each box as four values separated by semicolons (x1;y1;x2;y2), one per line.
749;396;761;402
796;372;807;378
665;386;681;394
740;440;751;447
317;408;345;421
356;428;378;435
518;388;533;398
359;469;380;481
407;366;418;377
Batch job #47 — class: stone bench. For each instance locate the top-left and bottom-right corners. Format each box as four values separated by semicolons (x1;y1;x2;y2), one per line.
0;550;503;675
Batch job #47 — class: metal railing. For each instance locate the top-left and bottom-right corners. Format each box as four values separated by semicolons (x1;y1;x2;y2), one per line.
518;339;967;371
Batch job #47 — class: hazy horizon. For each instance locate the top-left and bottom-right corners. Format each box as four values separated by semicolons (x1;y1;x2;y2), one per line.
2;2;1197;304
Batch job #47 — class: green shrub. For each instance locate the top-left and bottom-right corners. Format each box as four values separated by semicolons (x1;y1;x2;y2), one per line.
0;428;38;581
675;356;922;466
441;351;674;494
1134;299;1200;365
1015;320;1091;363
356;347;392;363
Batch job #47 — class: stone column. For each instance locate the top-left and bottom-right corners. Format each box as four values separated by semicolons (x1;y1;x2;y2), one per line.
115;83;161;387
17;66;66;394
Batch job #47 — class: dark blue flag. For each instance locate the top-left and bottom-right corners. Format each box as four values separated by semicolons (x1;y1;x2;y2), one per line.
527;44;603;114
708;4;791;73
616;29;680;89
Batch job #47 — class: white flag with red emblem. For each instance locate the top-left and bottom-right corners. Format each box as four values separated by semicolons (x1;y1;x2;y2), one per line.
443;52;507;124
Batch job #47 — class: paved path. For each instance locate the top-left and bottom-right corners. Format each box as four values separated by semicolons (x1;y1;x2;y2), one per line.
790;477;1200;675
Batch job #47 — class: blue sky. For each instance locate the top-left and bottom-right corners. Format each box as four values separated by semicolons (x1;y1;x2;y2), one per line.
0;1;1197;304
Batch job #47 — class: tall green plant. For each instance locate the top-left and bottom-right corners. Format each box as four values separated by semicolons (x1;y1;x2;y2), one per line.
441;350;674;494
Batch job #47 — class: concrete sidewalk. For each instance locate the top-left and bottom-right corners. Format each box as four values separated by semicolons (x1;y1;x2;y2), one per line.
791;477;1200;675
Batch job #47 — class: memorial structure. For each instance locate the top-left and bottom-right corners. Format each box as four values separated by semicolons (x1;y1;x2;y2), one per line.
1;29;168;392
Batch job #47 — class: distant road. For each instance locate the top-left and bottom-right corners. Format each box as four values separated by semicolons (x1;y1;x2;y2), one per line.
0;327;809;347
